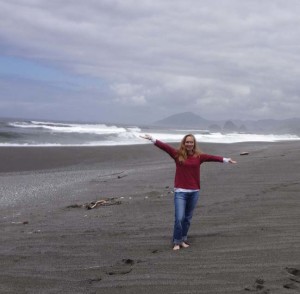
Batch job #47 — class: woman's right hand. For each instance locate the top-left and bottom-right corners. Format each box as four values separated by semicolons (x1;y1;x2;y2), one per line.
140;134;153;141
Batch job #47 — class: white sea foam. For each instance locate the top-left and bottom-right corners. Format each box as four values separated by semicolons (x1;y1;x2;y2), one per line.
9;121;139;135
3;120;300;146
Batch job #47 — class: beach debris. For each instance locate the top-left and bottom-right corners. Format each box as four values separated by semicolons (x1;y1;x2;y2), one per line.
66;197;121;210
28;230;41;234
240;152;249;156
85;198;121;210
122;259;135;265
11;221;29;225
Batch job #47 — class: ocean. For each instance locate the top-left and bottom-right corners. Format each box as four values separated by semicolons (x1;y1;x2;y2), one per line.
0;119;299;147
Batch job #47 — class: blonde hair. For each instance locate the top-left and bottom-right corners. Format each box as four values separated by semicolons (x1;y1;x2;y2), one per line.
177;134;202;163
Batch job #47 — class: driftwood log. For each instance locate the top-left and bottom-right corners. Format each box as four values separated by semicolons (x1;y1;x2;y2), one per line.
85;198;121;210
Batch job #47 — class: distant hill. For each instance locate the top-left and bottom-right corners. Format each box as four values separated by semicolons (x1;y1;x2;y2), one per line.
153;112;211;128
153;112;300;135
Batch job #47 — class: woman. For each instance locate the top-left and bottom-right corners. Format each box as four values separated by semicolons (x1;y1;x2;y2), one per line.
141;134;236;251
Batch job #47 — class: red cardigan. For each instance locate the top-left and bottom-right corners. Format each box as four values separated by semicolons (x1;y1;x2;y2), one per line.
155;140;223;190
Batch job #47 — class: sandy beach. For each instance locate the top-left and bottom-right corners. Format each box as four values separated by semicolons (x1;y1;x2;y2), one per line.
0;141;299;294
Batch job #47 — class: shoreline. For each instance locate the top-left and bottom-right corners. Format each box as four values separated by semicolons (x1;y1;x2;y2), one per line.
0;140;296;173
1;141;300;293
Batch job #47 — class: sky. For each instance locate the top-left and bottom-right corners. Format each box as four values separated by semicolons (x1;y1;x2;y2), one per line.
0;0;300;124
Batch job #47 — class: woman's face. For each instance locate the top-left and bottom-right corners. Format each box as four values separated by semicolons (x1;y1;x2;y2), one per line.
184;136;195;153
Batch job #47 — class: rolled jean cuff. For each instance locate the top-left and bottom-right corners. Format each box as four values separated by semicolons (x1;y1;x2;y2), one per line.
173;238;183;245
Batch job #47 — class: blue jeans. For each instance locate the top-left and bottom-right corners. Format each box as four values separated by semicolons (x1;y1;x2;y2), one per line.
173;191;200;245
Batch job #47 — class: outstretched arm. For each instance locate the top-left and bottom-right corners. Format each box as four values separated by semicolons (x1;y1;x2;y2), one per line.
140;134;177;159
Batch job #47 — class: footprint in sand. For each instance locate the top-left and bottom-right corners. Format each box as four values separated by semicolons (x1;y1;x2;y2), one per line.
87;277;102;284
106;259;135;276
244;278;270;293
107;268;133;275
286;267;300;277
284;267;300;290
83;259;138;285
283;283;299;290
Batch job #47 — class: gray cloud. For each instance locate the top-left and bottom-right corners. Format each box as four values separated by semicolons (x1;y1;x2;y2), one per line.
0;0;300;123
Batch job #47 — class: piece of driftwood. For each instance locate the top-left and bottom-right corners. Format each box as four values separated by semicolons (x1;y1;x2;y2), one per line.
66;198;121;210
85;198;121;210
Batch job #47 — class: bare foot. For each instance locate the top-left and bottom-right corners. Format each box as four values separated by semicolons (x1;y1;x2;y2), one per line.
181;242;190;248
173;244;180;251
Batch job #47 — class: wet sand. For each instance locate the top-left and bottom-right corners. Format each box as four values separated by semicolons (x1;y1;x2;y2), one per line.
0;141;299;293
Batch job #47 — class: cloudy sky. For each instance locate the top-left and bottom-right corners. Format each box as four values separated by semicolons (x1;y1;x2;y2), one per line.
0;0;300;124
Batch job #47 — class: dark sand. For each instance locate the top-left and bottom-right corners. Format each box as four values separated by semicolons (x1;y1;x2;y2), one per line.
0;142;299;294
